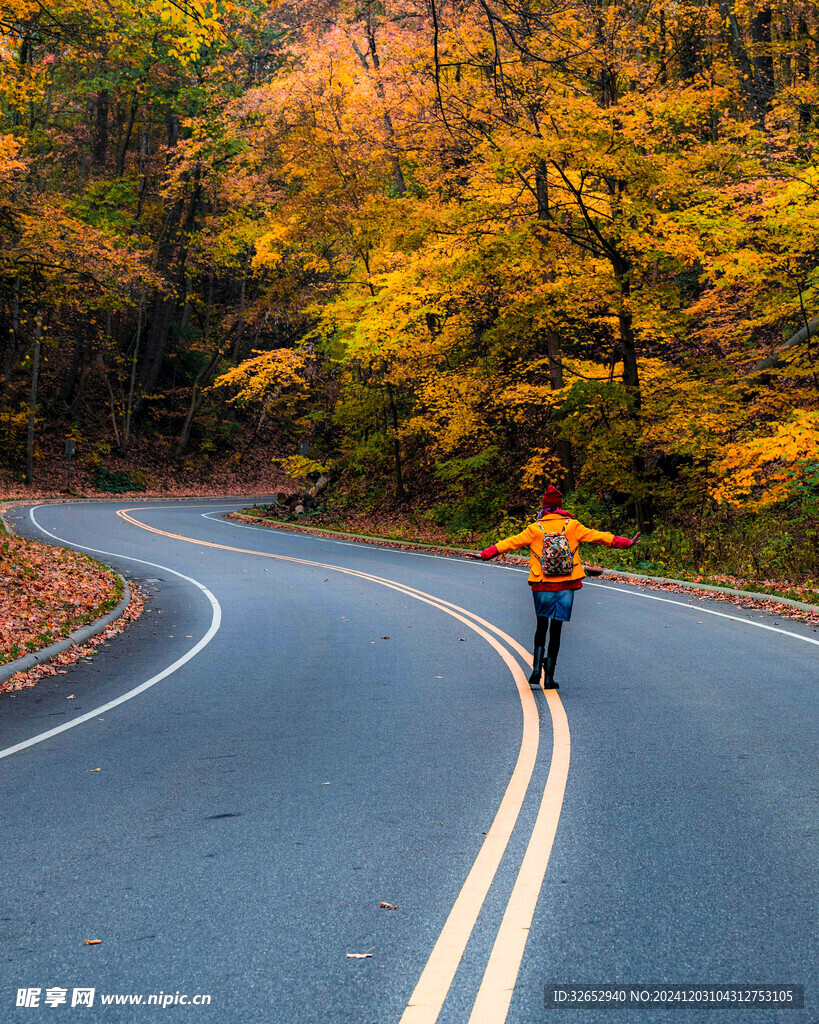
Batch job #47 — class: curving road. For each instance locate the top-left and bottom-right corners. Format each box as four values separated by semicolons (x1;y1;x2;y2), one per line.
1;499;816;1023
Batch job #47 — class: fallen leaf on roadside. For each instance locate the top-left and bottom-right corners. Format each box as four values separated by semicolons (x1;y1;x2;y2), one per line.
84;939;102;945
379;903;398;910
88;768;100;772
0;529;119;677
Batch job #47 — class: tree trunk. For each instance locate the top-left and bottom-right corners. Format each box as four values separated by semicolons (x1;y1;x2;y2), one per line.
385;381;405;500
14;35;30;126
94;90;109;165
139;102;149;173
796;18;810;82
237;397;269;465
2;277;20;452
100;314;122;449
175;342;227;458
751;315;819;373
658;7;667;85
135;177;201;419
25;320;42;485
535;159;549;220
618;306;641;402
175;378;206;459
351;23;406;196
780;15;792;87
60;336;84;414
545;330;575;492
750;5;775;113
613;262;651;530
166;108;180;149
122;298;144;453
233;276;246;362
99;353;122;451
135;293;176;414
176;276;220;458
116;97;139;176
1;276;20;411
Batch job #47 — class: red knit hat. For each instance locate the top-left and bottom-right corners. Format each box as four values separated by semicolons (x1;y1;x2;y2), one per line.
541;485;563;507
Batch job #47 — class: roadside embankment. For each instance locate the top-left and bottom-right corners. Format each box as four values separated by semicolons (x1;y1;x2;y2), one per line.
0;509;143;694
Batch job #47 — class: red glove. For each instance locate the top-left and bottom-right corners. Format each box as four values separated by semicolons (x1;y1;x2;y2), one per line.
480;544;499;560
611;532;641;550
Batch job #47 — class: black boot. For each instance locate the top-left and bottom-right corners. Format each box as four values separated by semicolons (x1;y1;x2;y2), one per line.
543;656;559;690
528;645;545;686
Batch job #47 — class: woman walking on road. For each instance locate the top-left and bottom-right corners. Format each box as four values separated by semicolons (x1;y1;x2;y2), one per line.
480;486;640;689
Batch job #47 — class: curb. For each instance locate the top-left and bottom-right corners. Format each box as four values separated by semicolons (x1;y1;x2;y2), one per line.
0;576;131;686
228;511;819;616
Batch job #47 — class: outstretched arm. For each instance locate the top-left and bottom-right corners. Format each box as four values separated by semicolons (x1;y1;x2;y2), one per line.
573;522;641;548
481;525;537;560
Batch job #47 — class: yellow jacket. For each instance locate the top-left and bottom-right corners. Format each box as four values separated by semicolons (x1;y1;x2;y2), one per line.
496;513;616;585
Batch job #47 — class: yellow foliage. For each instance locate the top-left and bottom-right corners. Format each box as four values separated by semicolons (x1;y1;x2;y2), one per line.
521;450;565;490
214;349;308;405
713;411;819;508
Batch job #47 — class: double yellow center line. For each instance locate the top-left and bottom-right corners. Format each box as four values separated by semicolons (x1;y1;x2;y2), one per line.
117;507;571;1024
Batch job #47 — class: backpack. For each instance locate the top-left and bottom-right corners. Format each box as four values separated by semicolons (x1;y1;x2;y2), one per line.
537;519;575;576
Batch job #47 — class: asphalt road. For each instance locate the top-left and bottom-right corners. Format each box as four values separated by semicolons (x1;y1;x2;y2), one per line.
1;499;816;1024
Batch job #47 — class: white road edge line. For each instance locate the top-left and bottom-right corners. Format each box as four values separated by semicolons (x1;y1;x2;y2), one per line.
584;581;819;647
0;506;222;762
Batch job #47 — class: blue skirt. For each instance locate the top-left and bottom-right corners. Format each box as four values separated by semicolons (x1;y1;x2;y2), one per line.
532;588;575;622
